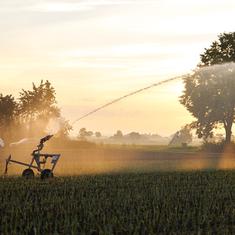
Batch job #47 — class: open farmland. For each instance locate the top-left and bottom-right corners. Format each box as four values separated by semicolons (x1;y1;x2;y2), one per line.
0;170;235;234
1;145;235;175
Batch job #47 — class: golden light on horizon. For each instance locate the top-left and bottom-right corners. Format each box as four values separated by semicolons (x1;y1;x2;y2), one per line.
0;0;234;136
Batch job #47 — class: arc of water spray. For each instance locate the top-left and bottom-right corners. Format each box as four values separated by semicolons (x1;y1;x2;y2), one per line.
72;73;191;125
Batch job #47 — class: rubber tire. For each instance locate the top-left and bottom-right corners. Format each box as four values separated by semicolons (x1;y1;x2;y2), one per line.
41;169;54;180
22;168;34;178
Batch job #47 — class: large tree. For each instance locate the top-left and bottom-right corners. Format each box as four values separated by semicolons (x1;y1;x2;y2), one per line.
19;80;60;136
180;32;235;143
19;80;60;121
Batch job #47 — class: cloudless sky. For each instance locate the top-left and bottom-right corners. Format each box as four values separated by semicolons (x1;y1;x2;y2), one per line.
0;0;234;136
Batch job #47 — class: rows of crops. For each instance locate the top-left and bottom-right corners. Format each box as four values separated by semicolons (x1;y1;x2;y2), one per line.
0;170;235;234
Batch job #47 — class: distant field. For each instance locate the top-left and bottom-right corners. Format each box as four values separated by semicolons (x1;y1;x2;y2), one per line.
97;144;200;152
0;171;234;234
1;145;235;175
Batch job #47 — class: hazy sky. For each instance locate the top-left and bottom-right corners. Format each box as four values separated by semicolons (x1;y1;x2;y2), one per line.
0;0;234;136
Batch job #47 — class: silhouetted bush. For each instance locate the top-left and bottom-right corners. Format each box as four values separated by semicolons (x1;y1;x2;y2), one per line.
201;141;235;153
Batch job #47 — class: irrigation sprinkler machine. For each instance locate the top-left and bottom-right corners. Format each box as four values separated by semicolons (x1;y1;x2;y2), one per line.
5;135;61;179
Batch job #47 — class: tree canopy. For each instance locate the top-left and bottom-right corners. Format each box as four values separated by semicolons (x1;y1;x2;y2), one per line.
0;80;71;143
19;80;60;122
180;32;235;143
200;32;235;66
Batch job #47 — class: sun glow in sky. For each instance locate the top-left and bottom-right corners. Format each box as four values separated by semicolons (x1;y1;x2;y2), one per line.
0;0;235;136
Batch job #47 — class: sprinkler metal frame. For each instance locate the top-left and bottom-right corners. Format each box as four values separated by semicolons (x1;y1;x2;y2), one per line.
5;135;61;179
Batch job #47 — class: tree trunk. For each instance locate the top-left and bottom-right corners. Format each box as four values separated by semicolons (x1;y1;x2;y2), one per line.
224;121;233;143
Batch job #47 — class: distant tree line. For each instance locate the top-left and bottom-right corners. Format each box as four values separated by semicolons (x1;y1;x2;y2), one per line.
78;128;102;140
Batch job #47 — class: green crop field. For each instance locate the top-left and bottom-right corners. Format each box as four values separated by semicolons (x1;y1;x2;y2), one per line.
0;170;235;234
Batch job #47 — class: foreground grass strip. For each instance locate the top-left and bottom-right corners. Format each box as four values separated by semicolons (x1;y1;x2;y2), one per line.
0;170;234;234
